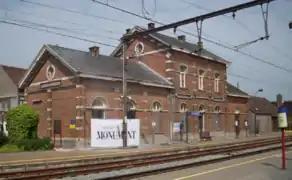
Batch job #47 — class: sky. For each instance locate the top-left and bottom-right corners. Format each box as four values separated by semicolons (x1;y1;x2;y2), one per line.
0;0;291;101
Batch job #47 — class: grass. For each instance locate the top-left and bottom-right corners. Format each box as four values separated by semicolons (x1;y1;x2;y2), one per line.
0;144;23;153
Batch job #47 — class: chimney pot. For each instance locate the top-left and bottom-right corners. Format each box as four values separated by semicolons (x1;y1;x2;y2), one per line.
148;23;155;29
89;46;99;57
126;28;131;34
178;35;186;42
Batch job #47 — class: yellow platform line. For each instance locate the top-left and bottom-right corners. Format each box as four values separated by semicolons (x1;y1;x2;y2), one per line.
174;150;292;180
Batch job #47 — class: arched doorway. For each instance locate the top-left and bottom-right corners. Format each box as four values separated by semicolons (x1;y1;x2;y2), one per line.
91;97;107;119
151;101;162;134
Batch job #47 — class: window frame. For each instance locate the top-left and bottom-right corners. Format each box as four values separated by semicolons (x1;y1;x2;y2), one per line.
198;69;205;90
214;72;220;93
179;64;188;88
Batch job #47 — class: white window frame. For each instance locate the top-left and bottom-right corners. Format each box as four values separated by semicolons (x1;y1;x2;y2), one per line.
152;101;162;112
180;103;188;112
214;73;220;93
198;69;204;90
179;65;187;88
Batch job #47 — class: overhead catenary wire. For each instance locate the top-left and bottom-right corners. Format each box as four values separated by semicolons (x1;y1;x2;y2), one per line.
0;5;289;88
177;0;292;62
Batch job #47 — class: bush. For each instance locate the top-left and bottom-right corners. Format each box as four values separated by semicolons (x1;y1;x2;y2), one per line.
0;133;8;147
17;137;53;151
6;104;39;143
0;144;22;152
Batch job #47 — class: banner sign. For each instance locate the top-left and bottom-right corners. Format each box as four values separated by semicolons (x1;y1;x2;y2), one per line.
278;107;288;128
90;119;140;148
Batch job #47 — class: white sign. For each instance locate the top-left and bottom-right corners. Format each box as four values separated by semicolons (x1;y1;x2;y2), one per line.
173;123;180;133
91;119;140;148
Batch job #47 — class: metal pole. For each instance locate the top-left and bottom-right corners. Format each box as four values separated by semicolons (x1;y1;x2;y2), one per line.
281;128;286;169
1;112;4;136
186;112;189;144
254;112;257;136
122;41;128;148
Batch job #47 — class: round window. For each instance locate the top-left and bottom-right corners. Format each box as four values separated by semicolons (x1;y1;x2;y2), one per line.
134;42;144;54
46;65;56;80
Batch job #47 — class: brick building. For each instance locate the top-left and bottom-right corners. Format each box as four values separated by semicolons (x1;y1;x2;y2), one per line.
19;24;249;148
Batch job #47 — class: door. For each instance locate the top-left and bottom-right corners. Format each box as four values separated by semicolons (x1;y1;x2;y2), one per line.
198;115;203;139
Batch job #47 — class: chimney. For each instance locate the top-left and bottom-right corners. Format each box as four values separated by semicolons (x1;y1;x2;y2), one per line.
126;28;131;34
178;35;186;42
236;82;240;89
148;23;155;29
89;46;99;57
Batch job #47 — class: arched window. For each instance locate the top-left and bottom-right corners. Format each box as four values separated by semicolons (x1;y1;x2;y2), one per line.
152;101;162;112
198;69;204;90
215;106;221;130
127;100;136;119
92;97;107;119
214;73;220;93
179;65;188;88
199;105;206;113
180;103;188;112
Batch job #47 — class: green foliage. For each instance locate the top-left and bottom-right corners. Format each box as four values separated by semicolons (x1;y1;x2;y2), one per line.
0;144;22;152
6;104;39;143
0;133;8;147
17;137;53;151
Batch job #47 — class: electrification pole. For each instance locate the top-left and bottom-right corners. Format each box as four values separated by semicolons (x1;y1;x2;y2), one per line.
122;40;128;148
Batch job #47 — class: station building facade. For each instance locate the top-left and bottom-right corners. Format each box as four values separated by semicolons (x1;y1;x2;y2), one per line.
19;24;249;147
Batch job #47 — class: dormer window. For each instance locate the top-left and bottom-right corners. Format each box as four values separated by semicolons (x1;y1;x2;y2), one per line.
179;65;187;88
134;42;144;55
198;69;204;90
214;72;220;93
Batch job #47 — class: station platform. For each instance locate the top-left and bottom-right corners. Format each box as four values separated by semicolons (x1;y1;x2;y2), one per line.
0;132;286;165
136;148;292;180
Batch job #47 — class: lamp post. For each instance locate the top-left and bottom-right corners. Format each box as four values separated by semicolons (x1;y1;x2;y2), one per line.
254;108;258;136
253;88;263;96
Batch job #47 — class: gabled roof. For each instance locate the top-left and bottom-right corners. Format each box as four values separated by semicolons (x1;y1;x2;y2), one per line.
227;83;249;98
111;26;230;65
248;96;277;116
1;65;27;85
19;44;174;89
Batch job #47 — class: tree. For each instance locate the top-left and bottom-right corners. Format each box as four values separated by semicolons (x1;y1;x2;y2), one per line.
6;104;39;143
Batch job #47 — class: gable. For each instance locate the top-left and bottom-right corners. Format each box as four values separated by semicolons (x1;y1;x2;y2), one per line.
0;66;17;96
19;45;77;89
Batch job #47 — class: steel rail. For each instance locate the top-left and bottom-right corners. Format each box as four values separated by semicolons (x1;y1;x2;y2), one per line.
2;137;292;180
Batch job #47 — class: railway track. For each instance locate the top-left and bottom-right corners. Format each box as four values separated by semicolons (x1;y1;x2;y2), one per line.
1;137;292;180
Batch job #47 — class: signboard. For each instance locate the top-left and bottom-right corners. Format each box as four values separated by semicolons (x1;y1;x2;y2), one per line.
278;107;288;128
188;112;201;116
173;123;180;133
91;119;140;148
70;120;76;129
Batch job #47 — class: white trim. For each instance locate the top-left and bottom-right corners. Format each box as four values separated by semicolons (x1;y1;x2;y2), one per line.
76;116;84;120
46;64;56;80
134;42;145;55
19;44;77;89
29;76;74;87
166;68;175;72
227;93;250;98
76;127;84;130
166;60;175;63
76;106;84;109
47;108;52;111
140;82;174;89
136;48;168;57
76;84;84;88
47;117;52;121
19;45;47;88
47;99;52;102
76;96;84;99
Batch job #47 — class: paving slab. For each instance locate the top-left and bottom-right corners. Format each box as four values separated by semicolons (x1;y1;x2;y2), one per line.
134;148;292;180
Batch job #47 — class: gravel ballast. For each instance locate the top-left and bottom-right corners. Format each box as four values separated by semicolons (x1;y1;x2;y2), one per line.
50;142;292;180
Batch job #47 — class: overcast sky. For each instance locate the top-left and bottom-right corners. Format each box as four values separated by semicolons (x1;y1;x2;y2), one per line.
0;0;291;101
